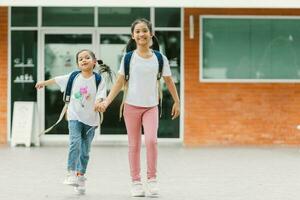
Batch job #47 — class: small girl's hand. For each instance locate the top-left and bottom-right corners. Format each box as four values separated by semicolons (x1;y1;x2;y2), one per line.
95;100;108;112
171;101;180;120
35;81;45;89
99;101;108;112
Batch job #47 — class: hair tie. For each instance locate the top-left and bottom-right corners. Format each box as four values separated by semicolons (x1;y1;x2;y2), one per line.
97;60;103;65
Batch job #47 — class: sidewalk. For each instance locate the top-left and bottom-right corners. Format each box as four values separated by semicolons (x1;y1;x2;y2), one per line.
1;145;300;200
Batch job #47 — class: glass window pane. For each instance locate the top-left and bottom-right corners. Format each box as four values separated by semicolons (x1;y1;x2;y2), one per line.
11;31;37;125
99;34;131;135
202;18;300;80
42;7;94;26
156;31;181;138
11;7;37;27
98;7;150;27
155;8;180;27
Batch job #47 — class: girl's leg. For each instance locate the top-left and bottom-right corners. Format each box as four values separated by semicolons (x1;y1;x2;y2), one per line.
124;104;143;182
77;125;95;174
142;106;159;180
67;120;83;171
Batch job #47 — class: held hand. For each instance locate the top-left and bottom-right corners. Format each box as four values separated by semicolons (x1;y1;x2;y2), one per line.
35;81;45;89
171;101;180;120
94;102;103;112
99;101;108;112
94;100;108;112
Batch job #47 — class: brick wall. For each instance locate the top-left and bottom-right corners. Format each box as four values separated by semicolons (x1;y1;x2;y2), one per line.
0;7;8;144
184;8;300;146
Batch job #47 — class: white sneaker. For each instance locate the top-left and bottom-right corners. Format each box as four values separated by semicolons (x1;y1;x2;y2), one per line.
63;171;78;186
146;178;159;197
74;176;86;195
131;181;145;197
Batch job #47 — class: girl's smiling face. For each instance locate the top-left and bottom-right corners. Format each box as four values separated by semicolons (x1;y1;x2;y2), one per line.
132;22;153;47
77;51;96;72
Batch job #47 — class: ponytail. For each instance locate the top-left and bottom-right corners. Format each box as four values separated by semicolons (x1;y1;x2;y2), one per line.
97;59;114;83
125;38;136;53
150;35;160;51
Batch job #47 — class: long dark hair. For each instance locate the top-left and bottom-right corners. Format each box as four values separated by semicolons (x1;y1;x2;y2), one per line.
76;49;114;82
125;18;160;53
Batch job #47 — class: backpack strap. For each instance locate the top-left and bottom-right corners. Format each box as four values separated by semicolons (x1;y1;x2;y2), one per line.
39;103;68;136
42;71;80;135
153;50;164;80
93;72;104;124
119;51;133;120
93;71;102;90
124;51;134;81
153;50;164;117
63;71;81;103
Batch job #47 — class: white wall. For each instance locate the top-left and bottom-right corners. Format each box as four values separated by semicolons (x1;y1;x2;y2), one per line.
2;0;300;8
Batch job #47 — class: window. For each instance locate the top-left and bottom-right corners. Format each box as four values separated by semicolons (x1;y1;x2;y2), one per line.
156;31;181;138
98;7;150;27
42;7;94;26
11;7;37;27
155;8;180;27
11;31;37;124
201;16;300;82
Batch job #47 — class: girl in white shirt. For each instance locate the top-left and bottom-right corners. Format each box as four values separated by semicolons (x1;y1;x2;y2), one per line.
95;18;180;197
36;49;110;195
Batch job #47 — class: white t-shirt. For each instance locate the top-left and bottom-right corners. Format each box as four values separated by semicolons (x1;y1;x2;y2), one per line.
55;73;106;126
118;51;171;107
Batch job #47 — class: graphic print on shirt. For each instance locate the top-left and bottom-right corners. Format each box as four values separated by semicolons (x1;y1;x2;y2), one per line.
74;86;91;107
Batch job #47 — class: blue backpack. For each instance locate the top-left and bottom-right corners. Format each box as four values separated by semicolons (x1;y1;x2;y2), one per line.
41;71;103;135
119;50;164;119
124;50;164;81
63;71;102;102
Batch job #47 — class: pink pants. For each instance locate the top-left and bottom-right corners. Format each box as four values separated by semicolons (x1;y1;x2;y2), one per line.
123;103;158;181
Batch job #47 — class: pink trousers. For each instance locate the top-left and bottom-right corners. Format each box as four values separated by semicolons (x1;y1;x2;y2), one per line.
123;103;158;181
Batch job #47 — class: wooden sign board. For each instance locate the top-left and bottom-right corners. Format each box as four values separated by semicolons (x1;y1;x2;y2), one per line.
11;101;40;147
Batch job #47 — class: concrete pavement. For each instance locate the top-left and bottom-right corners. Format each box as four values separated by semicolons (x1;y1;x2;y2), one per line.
1;145;300;200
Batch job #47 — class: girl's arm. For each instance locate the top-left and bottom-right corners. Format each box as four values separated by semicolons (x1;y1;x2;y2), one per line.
105;74;125;106
95;74;125;112
35;78;56;89
163;76;180;120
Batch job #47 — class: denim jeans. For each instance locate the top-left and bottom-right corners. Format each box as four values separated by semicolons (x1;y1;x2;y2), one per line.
67;120;96;174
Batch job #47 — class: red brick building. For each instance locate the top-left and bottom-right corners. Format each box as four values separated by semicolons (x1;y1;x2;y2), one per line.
1;5;300;146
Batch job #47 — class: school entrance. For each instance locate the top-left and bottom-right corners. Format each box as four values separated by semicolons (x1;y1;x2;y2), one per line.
37;28;181;143
9;7;182;144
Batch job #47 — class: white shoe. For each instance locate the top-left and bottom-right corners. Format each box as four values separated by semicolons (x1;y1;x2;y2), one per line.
146;178;159;197
74;176;86;195
131;181;145;197
63;171;78;186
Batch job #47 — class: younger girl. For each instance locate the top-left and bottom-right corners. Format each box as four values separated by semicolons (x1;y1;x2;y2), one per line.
95;19;180;197
36;49;110;195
